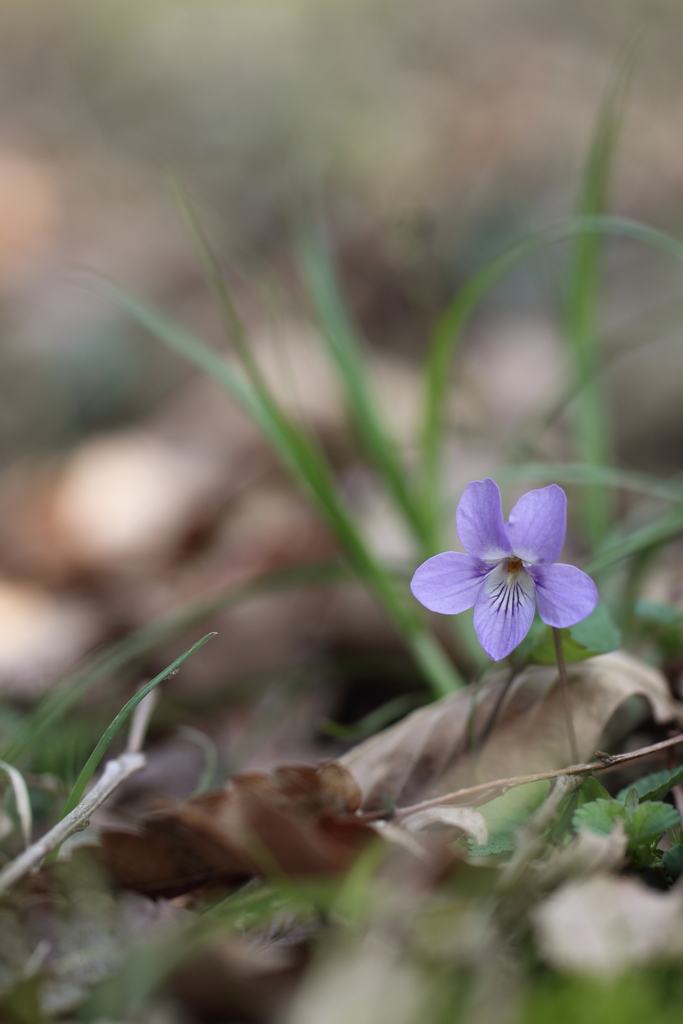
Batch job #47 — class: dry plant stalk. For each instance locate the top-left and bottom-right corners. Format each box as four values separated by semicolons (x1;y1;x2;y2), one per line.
0;691;157;894
385;731;683;821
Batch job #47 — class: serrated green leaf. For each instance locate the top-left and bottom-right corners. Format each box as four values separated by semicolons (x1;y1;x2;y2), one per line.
573;797;625;836
574;795;679;849
568;602;621;653
617;766;683;805
629;801;680;844
469;780;550;856
662;843;683;879
576;776;611;807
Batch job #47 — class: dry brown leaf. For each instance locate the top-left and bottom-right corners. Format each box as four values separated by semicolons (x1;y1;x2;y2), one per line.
341;652;683;810
172;934;305;1021
531;874;683;974
102;762;372;896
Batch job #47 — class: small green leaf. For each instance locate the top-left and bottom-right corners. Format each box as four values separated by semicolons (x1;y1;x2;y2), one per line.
576;776;611;807
527;603;620;664
629;801;680;845
469;780;550;856
527;627;595;664
574;795;679;849
568;602;621;653
663;843;683;879
617;765;683;804
572;797;625;836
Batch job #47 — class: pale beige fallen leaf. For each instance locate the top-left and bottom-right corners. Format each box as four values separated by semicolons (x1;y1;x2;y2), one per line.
283;930;427;1024
531;874;683;975
401;806;488;847
51;431;220;568
0;580;100;695
341;652;682;809
371;821;430;860
250;322;344;432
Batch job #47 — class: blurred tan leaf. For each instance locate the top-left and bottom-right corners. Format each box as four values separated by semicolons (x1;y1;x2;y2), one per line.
401;806;488;847
51;431;220;569
0;581;100;695
341;652;682;810
283;931;428;1024
532;874;683;974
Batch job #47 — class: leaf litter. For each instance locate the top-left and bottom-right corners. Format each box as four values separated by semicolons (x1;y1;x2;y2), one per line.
10;647;668;1022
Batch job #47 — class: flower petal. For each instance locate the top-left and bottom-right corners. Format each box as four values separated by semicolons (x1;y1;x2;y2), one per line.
527;562;598;628
506;484;566;564
473;562;536;661
410;552;489;614
456;478;511;561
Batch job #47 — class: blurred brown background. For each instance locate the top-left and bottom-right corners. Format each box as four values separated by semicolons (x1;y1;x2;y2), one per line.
0;0;682;789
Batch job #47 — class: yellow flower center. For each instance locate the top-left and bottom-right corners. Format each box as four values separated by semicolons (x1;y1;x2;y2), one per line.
507;557;522;574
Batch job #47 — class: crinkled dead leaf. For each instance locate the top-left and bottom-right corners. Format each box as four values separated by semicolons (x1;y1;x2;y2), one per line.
374;805;489;861
401;807;489;847
341;652;682;809
532;874;683;974
102;762;372;896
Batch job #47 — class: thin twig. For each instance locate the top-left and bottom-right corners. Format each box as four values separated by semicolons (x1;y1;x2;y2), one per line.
358;730;683;822
553;627;579;764
0;753;145;894
126;687;159;754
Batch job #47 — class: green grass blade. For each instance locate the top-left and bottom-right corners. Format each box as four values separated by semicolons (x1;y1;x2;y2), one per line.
1;560;347;766
98;282;464;695
504;296;683;462
298;233;431;549
419;214;683;535
58;633;216;821
494;463;683;503
566;54;635;548
586;506;683;575
167;178;271;391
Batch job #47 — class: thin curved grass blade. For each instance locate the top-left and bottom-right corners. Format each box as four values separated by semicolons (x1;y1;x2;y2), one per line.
419;214;683;538
57;632;216;822
1;560;347;766
298;232;430;550
586;506;683;576
96;280;463;696
494;464;683;504
566;49;636;548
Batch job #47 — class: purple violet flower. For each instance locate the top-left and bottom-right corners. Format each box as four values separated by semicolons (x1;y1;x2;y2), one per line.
410;478;598;662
